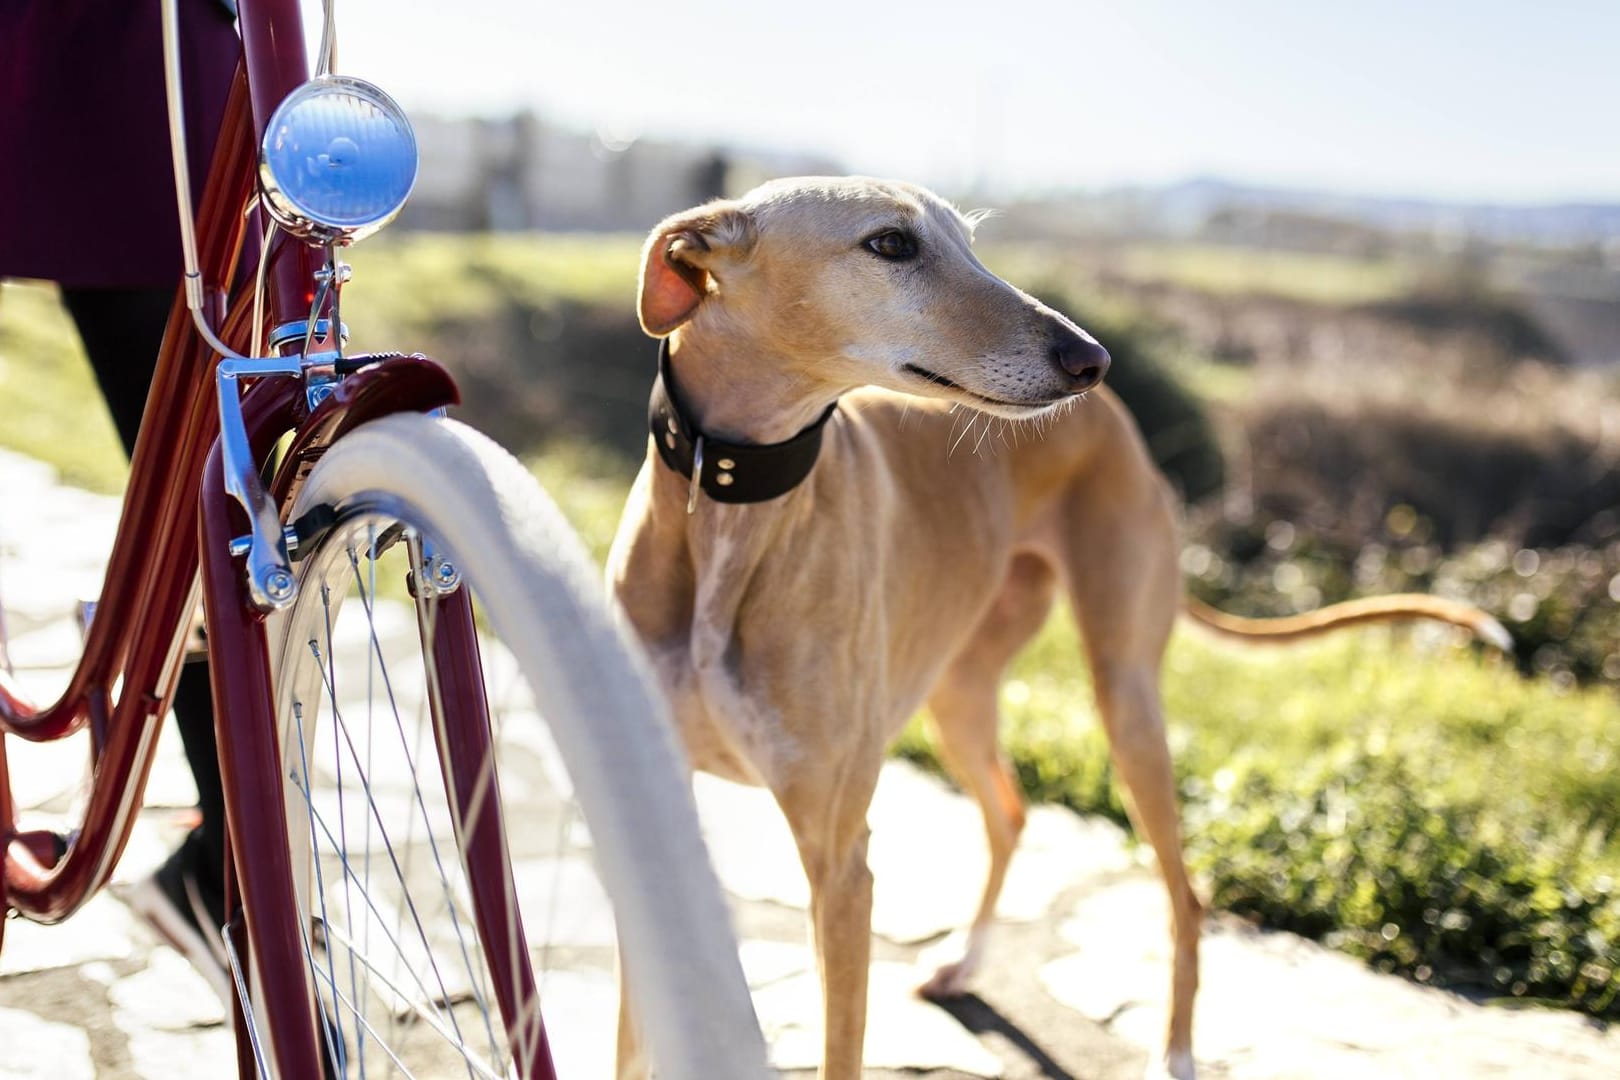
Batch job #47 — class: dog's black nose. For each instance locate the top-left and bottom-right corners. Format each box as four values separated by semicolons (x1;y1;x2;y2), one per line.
1052;331;1110;393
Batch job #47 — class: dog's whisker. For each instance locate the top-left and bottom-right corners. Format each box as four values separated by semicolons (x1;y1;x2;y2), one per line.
972;418;994;456
947;411;978;458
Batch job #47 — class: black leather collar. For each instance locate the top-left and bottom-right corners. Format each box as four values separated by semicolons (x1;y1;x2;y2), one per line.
648;338;838;509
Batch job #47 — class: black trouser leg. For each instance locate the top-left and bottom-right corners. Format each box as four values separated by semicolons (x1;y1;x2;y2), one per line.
60;285;225;886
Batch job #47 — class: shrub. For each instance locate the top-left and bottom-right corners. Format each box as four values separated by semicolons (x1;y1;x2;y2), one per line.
1193;746;1620;1016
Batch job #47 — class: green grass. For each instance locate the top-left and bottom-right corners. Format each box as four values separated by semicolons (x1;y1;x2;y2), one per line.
0;281;128;493
524;439;640;564
342;232;641;352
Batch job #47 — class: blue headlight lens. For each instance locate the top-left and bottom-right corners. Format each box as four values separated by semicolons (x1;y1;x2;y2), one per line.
260;76;418;242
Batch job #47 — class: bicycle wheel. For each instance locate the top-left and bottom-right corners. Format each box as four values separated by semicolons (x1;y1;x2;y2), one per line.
261;412;768;1079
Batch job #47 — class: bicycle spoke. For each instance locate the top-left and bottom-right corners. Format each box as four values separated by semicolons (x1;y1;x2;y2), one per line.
275;523;565;1077
321;919;507;1080
294;694;351;1076
306;633;469;1049
345;536;500;1066
321;574;366;1075
407;566;508;1068
287;758;463;1025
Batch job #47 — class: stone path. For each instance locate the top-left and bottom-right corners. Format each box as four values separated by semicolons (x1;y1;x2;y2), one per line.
3;445;1618;1078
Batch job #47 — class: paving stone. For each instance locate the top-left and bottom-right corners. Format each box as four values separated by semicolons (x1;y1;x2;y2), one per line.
739;938;817;989
529;968;618;1080
80;960;119;987
757;961;1005;1076
0;894;137;976
0;564;109;625
315;882;480;1017
697;760;1129;944
2;619;88;671
116;1022;235;1080
691;772;807;904
1042;876;1620;1080
4;728;89;814
142;722;201;810
0;1005;95;1080
108;950;226;1031
0;447;61;492
512;854;619;949
530;940;1009;1077
110;815;175;886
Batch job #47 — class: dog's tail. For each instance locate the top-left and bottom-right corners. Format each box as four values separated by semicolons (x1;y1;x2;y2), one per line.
1182;594;1513;652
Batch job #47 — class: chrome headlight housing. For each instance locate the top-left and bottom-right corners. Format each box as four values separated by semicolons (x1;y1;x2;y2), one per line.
259;75;418;244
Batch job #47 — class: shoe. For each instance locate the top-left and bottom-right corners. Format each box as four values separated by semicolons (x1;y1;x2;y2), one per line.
123;830;232;1007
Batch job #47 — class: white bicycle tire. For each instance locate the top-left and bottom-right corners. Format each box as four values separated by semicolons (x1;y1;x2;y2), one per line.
265;412;768;1079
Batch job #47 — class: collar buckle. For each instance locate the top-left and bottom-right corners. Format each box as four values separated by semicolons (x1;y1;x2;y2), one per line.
687;435;704;515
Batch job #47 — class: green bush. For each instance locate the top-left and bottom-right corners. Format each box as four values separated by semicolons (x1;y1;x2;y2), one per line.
1193;746;1619;1016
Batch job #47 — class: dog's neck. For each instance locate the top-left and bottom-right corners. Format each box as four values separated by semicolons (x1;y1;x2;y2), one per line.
665;331;844;446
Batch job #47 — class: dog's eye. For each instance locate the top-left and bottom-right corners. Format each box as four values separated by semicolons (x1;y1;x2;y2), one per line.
863;229;919;261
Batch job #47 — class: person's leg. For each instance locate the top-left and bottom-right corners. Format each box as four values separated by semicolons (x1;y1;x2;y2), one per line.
61;285;229;998
59;287;170;451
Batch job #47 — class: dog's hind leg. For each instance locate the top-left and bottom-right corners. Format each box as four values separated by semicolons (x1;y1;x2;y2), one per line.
1062;476;1201;1080
918;551;1058;999
615;954;650;1080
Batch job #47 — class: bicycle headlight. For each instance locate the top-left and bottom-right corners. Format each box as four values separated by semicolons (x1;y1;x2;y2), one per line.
259;75;417;244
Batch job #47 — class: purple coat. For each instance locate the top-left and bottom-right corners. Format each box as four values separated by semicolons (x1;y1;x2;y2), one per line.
0;0;241;287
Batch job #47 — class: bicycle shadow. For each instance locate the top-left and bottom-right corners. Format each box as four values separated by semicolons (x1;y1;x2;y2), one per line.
930;992;1079;1080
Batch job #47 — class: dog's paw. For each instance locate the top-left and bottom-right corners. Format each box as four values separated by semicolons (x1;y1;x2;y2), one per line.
1142;1049;1196;1080
915;928;986;1001
915;958;976;1001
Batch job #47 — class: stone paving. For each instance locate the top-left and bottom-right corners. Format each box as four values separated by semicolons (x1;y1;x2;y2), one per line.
3;445;1619;1078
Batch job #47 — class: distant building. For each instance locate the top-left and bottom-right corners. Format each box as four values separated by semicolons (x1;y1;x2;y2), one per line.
401;112;840;233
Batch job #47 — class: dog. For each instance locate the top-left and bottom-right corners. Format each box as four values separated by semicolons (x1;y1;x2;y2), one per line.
606;176;1507;1079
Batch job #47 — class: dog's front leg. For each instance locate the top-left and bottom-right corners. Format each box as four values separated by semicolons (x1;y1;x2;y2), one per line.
782;761;881;1080
807;835;875;1080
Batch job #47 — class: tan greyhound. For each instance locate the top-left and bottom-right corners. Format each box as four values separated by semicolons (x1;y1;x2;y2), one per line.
606;176;1507;1080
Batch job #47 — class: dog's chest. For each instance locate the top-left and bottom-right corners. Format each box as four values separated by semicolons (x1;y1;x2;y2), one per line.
647;530;794;788
647;636;782;787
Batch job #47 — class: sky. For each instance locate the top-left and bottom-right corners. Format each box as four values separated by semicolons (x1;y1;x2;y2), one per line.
307;0;1618;204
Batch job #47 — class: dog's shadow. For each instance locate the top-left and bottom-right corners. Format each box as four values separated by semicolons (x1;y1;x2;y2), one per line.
929;992;1079;1080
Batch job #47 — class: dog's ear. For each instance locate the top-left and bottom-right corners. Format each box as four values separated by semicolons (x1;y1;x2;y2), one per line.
637;203;755;337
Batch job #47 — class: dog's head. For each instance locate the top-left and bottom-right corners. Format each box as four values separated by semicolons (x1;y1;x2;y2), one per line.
638;176;1108;419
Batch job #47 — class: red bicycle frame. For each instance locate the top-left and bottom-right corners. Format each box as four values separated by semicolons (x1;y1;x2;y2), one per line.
0;2;549;1075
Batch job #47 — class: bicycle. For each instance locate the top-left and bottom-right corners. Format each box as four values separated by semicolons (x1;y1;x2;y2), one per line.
0;1;770;1076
